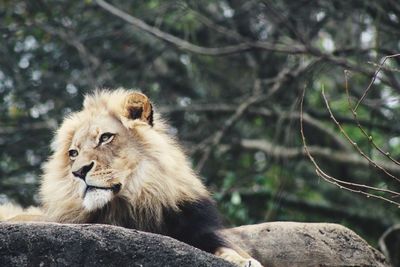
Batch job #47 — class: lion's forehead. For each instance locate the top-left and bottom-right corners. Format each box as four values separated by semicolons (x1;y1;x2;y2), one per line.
72;125;98;147
72;115;123;147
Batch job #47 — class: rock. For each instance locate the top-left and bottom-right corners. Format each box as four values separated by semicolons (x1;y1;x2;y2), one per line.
222;222;389;267
0;223;234;267
0;222;389;267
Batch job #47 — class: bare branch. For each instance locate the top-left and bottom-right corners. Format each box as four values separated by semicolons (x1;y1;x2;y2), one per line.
237;139;400;174
95;0;305;56
321;88;400;183
344;69;400;167
355;53;400;110
161;104;400;134
300;88;400;206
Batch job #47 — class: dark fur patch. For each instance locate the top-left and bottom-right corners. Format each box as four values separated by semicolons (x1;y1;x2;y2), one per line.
161;197;228;253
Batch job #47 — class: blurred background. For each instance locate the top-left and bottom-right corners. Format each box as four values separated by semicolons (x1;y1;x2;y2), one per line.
1;0;400;262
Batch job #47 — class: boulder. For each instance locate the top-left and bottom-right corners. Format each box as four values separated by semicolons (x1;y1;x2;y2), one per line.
222;222;389;267
0;222;389;267
0;223;234;267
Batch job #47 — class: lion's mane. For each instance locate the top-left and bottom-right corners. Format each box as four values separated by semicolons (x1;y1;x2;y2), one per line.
40;89;209;231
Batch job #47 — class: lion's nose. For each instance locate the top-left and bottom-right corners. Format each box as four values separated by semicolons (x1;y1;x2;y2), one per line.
72;162;94;180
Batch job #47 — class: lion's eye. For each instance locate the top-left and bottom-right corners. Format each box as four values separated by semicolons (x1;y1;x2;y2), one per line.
99;132;115;144
68;149;78;158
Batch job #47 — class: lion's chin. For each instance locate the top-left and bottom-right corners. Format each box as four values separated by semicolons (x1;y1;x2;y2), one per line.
82;188;114;212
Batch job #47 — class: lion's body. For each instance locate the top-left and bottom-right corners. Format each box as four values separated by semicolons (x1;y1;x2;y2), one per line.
0;89;262;267
0;203;42;221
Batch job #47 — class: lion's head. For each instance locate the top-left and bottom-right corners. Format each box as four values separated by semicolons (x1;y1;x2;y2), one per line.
40;89;207;227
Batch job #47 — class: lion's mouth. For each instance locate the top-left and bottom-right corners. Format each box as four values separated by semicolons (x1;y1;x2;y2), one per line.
84;183;121;195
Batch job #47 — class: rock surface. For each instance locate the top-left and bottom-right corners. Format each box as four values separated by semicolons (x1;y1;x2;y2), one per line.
222;222;389;267
0;223;234;267
0;222;389;267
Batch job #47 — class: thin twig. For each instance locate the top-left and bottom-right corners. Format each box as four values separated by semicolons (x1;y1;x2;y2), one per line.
300;88;400;206
367;61;400;73
344;69;400;166
321;88;400;182
355;53;400;111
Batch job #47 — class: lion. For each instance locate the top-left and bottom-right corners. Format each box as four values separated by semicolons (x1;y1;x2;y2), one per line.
0;89;262;267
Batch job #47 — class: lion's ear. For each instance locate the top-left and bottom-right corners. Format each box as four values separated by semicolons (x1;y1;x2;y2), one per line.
123;92;153;126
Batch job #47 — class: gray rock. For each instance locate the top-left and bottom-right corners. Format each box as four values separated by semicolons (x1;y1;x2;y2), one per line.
0;223;234;267
222;222;389;267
